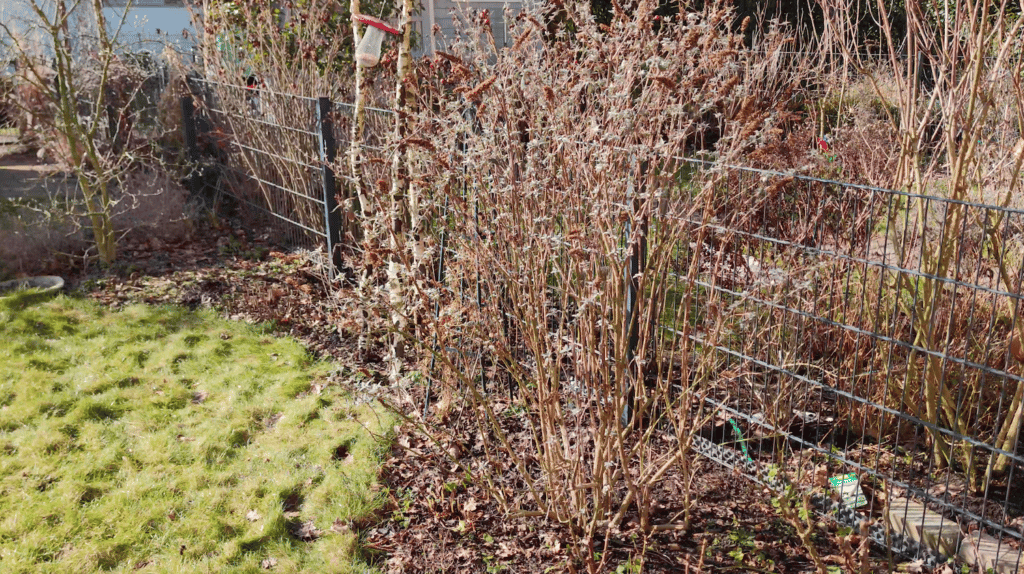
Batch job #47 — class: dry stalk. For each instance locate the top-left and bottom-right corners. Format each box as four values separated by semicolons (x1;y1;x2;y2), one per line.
389;2;815;570
818;0;1024;476
775;486;830;574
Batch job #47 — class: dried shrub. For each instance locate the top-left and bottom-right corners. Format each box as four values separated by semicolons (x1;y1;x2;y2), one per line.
111;169;191;244
819;0;1024;482
0;208;85;279
0;72;17;129
830;103;900;188
8;60;55;153
377;1;819;570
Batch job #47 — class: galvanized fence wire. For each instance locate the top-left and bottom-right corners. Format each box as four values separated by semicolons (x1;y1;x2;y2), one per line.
183;77;344;253
663;164;1024;527
182;77;406;272
647;158;1024;552
179;81;1024;564
419;132;1024;567
682;170;1023;558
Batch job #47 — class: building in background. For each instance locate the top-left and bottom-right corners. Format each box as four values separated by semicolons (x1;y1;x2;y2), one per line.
101;0;195;57
412;0;524;57
4;0;525;67
1;0;195;63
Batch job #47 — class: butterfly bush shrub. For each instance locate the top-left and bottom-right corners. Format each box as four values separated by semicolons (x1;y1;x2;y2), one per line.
389;1;816;569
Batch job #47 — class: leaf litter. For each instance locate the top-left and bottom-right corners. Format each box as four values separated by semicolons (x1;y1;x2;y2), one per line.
63;223;899;573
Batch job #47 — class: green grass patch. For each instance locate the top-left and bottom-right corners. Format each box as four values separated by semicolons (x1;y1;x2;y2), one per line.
0;295;393;573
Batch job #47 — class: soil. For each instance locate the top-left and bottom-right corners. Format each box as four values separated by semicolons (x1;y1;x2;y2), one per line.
0;142;922;571
0;222;921;574
0;141;77;203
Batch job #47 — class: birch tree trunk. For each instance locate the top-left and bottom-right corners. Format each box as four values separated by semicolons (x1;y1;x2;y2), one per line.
386;0;417;378
349;0;368;237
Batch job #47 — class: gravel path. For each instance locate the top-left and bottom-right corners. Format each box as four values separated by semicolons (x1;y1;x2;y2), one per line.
0;142;76;202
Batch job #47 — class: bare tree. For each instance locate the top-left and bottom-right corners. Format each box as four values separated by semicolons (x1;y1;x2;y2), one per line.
1;0;153;265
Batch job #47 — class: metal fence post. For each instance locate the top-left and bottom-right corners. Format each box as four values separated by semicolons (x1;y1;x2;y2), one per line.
423;194;449;418
180;95;200;200
316;96;343;279
622;159;649;428
915;51;924;96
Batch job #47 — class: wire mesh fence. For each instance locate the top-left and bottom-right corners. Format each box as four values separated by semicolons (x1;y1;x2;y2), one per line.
180;78;398;270
182;77;337;254
658;159;1024;565
178;79;1024;567
423;134;1024;568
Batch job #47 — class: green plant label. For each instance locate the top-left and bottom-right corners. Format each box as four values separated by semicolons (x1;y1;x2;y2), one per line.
828;473;867;508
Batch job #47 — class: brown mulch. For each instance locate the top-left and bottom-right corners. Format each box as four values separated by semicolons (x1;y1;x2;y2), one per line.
60;224;372;365
30;223;910;574
364;413;842;574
